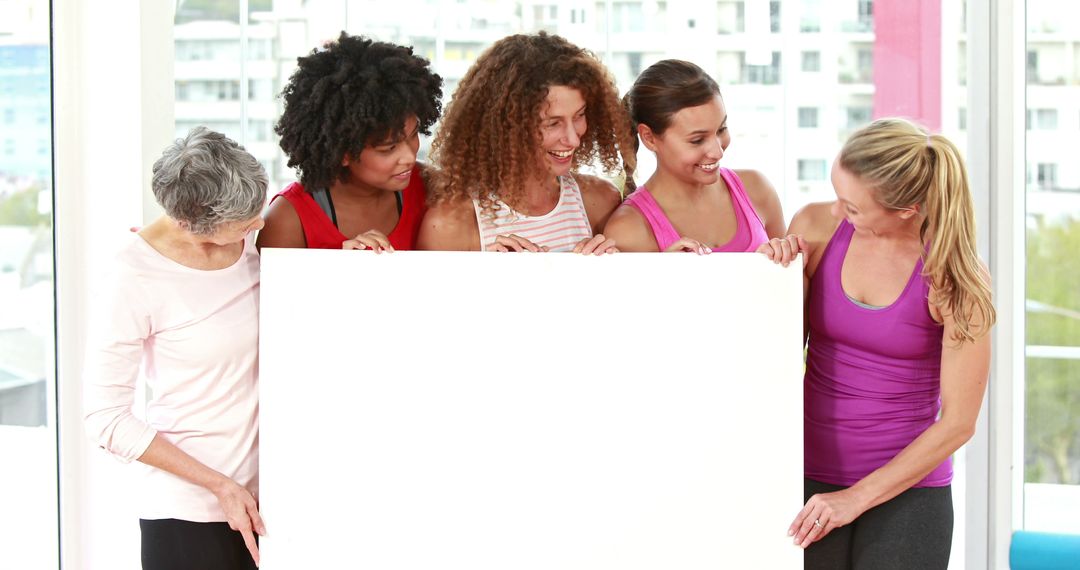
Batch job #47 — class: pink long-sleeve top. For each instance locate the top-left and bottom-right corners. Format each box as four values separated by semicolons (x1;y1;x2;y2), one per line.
83;233;261;522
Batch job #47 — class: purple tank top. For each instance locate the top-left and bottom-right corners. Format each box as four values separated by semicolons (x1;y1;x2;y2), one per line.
623;168;769;252
805;220;950;487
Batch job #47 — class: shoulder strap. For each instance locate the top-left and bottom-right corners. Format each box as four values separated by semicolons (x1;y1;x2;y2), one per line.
310;188;338;228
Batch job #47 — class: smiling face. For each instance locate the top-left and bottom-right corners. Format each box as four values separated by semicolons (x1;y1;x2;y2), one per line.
642;95;729;185
537;85;587;178
830;161;919;235
342;114;421;192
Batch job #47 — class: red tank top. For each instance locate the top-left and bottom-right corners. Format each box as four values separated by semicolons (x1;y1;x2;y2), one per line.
271;164;428;250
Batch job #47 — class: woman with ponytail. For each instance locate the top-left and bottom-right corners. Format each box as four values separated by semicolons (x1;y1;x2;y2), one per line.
770;118;994;569
603;59;793;255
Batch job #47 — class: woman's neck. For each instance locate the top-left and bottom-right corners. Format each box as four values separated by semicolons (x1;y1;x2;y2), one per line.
645;168;712;203
329;178;388;204
140;217;242;270
513;173;561;215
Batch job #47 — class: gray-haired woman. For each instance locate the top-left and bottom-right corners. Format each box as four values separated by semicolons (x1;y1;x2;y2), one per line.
84;127;267;569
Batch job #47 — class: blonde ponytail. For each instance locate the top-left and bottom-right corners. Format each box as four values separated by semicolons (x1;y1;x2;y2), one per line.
839;118;995;343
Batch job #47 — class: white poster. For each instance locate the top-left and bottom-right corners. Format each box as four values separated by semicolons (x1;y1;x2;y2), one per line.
259;251;804;569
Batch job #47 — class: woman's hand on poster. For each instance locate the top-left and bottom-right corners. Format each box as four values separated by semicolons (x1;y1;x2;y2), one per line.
487;234;549;252
573;234;618;255
756;234;807;267
342;229;394;253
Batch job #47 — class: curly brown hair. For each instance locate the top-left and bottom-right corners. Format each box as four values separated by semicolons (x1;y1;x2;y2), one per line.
429;32;634;215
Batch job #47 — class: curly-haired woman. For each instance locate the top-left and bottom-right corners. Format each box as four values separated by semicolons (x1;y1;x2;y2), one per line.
257;32;443;252
417;32;634;253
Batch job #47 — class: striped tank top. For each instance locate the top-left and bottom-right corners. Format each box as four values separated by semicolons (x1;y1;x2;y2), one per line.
473;175;593;252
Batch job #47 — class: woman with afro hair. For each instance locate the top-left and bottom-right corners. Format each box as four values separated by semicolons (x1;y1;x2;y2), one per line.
417;32;634;253
257;32;443;252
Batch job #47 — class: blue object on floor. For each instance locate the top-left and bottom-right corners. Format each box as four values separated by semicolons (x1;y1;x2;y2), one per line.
1010;531;1080;569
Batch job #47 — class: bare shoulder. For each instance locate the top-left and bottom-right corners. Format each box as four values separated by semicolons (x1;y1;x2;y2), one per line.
789;201;842;277
256;195;306;250
732;169;777;200
574;173;622;233
602;201;659;252
416;197;479;251
789;201;840;240
733;168;783;234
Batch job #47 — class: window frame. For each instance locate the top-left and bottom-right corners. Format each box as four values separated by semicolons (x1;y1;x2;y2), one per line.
49;0;1022;568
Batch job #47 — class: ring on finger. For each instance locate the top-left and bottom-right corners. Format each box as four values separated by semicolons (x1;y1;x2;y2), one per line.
813;519;824;529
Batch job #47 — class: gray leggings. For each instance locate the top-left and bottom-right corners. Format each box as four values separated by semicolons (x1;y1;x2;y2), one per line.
804;478;953;570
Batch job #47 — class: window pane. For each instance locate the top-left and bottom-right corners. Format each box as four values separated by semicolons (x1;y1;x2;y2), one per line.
0;0;58;567
1024;0;1080;535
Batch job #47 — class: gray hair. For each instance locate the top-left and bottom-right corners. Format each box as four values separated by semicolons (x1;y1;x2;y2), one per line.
152;127;268;235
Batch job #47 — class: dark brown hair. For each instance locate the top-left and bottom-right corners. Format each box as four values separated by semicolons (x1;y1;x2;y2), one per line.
623;59;722;189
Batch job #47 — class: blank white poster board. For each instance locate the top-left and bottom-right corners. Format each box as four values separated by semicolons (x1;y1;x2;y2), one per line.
259;251;804;569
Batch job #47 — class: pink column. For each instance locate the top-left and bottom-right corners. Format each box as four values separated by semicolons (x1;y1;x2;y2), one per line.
873;0;941;131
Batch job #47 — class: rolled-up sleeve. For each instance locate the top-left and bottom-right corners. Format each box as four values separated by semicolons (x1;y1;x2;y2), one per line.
83;277;157;463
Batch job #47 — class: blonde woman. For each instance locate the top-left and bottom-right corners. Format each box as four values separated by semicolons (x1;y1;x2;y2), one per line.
761;118;995;569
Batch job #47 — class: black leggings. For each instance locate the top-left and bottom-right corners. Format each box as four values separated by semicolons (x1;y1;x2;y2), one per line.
804;478;953;570
140;518;257;570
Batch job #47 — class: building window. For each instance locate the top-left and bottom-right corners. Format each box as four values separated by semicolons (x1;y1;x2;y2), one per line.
856;48;873;81
845;105;872;128
959;107;967;130
1035;108;1058;129
628;52;643;77
612;1;645;33
798;107;819;128
801;50;820;72
770;0;781;33
717;0;745;34
857;0;873;31
1036;163;1058;189
745;52;781;85
798;159;827;181
801;0;821;32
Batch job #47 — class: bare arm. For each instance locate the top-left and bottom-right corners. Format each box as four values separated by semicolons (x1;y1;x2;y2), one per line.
601;204;660;252
416;198;481;251
735;169;785;238
255;197;306;250
576;174;623;236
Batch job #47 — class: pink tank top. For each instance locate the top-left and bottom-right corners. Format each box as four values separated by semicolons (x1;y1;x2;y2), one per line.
622;168;769;252
805;220;949;487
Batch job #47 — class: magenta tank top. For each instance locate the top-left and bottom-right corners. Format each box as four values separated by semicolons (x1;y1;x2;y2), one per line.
623;168;769;252
805;220;950;487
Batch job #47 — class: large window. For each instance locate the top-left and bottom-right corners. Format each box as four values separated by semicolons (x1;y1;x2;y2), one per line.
166;3;971;564
0;0;57;568
1023;0;1080;534
171;0;966;227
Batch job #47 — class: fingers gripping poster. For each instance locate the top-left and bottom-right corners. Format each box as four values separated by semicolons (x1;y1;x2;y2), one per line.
259;250;804;569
